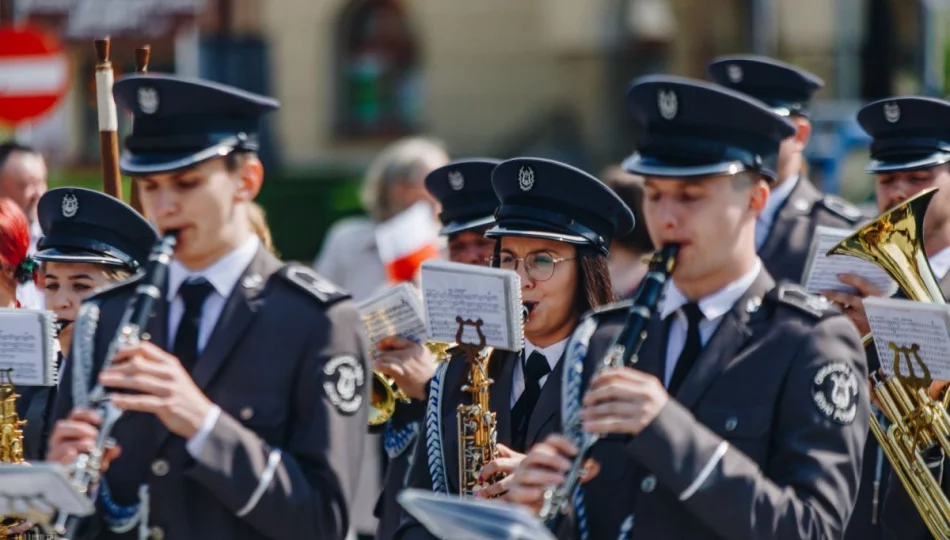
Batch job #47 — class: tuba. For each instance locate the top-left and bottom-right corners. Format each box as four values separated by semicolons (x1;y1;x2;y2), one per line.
827;186;950;538
0;369;27;539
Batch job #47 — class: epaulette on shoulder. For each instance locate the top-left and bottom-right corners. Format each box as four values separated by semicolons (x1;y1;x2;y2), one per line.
820;194;865;224
85;271;144;302
277;264;351;306
583;298;636;321
768;283;833;319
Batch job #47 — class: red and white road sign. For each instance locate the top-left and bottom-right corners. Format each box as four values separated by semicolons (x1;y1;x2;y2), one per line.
0;26;70;126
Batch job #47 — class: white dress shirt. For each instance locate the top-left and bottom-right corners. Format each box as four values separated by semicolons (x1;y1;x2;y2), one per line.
169;235;260;457
659;259;762;387
755;175;799;251
510;338;567;408
929;246;950;281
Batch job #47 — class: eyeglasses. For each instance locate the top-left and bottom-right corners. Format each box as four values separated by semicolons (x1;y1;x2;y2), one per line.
490;252;576;282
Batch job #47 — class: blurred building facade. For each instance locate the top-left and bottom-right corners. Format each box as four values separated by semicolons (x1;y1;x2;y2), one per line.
2;0;940;193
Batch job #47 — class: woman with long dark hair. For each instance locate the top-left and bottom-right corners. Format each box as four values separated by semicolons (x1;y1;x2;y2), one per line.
393;157;634;540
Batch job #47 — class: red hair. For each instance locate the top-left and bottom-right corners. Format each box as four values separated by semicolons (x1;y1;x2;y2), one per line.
0;197;30;271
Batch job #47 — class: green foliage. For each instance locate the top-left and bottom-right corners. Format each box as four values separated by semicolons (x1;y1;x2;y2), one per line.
47;168;365;265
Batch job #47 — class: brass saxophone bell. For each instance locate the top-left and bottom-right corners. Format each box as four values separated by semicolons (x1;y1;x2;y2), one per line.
367;341;452;427
369;372;410;427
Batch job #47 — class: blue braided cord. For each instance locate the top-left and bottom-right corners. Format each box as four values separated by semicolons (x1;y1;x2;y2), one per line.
99;478;145;533
617;514;634;540
385;421;420;459
426;361;450;493
561;317;597;539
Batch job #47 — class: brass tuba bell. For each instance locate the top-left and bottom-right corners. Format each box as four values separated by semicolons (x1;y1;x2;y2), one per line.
827;186;950;537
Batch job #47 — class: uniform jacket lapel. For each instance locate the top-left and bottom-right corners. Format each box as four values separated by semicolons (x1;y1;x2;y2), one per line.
441;353;469;493
757;178;820;263
151;247;279;455
675;269;775;410
489;349;517;448
191;247;280;390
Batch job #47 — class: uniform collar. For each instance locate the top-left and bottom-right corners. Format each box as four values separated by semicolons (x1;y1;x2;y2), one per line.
760;174;799;226
660;258;763;321
167;235;260;300
524;337;568;371
930;245;950;280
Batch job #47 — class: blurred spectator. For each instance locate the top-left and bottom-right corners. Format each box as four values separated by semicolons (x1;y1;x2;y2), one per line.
602;165;654;298
313;136;449;302
0;141;48;310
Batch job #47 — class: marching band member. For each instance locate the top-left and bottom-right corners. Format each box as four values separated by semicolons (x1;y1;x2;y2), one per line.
505;76;869;539
373;158;501;540
17;187;158;462
46;74;370;540
707;55;865;284
822;96;950;540
394;157;634;540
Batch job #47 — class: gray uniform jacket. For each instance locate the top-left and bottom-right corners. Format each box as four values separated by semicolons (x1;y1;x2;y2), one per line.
579;269;869;539
759;177;864;284
50;247;371;540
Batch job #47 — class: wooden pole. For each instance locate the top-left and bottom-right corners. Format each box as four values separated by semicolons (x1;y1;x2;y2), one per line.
94;38;122;201
129;45;151;216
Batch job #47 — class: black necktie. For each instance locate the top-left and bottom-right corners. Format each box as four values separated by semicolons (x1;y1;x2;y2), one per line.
510;351;551;452
667;302;704;395
173;278;214;372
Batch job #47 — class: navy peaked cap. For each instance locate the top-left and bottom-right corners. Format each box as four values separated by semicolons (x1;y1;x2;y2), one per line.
113;74;279;175
425;159;502;236
857;96;950;173
623;75;796;181
707;55;824;116
36;188;159;271
486;157;634;255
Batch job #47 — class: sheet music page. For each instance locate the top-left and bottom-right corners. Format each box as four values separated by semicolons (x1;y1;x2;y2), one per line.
0;309;56;386
864;297;950;380
357;283;429;357
398;488;557;540
420;260;523;351
801;226;899;296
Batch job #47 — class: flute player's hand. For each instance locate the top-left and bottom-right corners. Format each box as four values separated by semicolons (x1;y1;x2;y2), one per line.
579;366;669;436
47;407;122;472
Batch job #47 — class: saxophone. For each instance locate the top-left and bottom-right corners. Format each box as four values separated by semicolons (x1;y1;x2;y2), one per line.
0;369;27;539
454;318;498;496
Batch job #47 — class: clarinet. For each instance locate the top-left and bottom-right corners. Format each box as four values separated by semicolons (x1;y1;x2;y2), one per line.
54;231;178;538
538;243;679;532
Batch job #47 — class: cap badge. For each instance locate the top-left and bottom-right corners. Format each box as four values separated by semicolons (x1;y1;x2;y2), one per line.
518;166;535;192
137;87;159;115
884;101;901;124
61;193;79;218
727;64;743;83
658;89;678;120
448;170;465;191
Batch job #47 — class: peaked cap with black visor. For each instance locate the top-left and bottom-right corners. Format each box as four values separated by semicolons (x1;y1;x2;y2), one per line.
707;55;824;118
622;75;796;182
34;188;159;271
485;157;635;256
425;159;502;236
857;96;950;173
112;73;280;175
